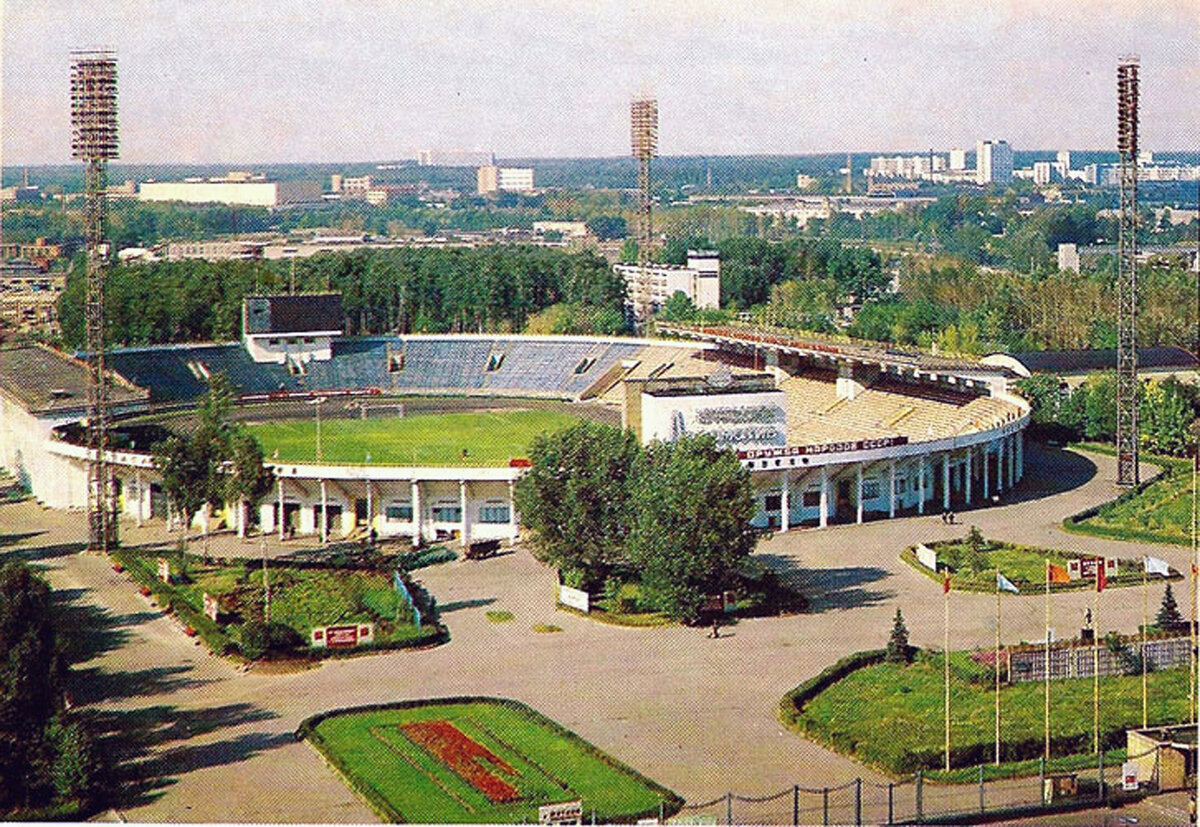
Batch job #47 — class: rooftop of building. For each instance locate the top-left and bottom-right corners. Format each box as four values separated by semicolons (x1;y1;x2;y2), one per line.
0;344;148;415
987;346;1199;376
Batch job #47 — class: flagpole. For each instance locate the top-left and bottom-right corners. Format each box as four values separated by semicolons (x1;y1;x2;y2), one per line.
1192;450;1198;725
1093;574;1100;755
995;574;1001;766
1044;558;1051;761
1142;562;1148;729
945;576;951;772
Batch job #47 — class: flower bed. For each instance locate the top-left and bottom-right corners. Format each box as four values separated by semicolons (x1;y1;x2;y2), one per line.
401;720;519;803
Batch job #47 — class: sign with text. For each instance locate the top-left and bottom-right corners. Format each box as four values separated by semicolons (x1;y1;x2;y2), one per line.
310;623;375;648
538;801;582;825
1067;557;1118;581
1122;761;1138;791
157;557;171;584
916;544;938;572
739;435;908;460
558;585;590;613
203;592;219;622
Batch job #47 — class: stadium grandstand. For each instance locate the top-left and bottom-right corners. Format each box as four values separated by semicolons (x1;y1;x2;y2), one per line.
0;294;1029;546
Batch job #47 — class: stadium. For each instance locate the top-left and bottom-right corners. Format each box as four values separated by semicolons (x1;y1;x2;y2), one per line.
0;294;1029;546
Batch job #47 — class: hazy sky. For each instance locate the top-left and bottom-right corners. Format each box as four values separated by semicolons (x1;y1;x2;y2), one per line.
2;0;1198;165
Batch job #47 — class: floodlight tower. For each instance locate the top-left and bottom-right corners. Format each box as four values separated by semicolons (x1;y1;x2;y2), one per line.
1116;57;1139;486
71;50;119;549
630;96;658;322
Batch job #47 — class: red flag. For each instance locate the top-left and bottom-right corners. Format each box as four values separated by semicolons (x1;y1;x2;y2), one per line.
1096;559;1106;593
943;574;952;595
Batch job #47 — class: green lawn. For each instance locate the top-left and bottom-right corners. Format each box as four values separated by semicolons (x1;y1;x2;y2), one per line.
247;410;579;466
901;537;1178;594
113;549;440;656
302;699;681;823
1067;447;1196;547
789;654;1190;776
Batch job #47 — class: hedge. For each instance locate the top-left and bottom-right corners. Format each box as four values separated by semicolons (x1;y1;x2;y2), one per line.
777;649;888;732
296;696;684;823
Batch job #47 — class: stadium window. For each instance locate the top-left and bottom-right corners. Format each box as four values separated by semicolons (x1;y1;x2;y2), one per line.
389;353;405;372
269;338;280;346
487;353;505;371
479;502;510;523
862;479;881;500
802;490;821;508
432;503;462;523
385;503;413;522
764;494;782;512
304;337;315;344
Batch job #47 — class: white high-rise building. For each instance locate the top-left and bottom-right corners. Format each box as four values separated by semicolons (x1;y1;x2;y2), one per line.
1056;150;1072;171
976;140;1013;187
949;148;967;171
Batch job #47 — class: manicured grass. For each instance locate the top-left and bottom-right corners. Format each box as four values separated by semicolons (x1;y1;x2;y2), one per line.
901;537;1179;594
113;549;440;657
1065;445;1195;547
247;410;579;467
531;623;562;633
302;699;681;823
787;652;1190;776
486;610;515;623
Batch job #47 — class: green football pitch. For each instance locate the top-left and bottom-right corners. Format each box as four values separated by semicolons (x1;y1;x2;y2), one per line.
247;409;578;467
301;699;679;823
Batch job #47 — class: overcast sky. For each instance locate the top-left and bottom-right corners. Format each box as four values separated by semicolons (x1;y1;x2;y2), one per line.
2;0;1197;165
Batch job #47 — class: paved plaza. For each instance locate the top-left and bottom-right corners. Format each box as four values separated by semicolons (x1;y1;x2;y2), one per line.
0;444;1192;823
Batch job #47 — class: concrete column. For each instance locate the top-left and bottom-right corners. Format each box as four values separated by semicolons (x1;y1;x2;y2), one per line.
508;480;518;539
411;479;422;546
983;447;991;501
966;447;973;504
1009;434;1018;484
459;479;470;548
942;453;951;511
236;499;246;538
320;479;328;544
365;479;373;533
889;460;896;518
819;465;828;529
918;456;926;515
1016;433;1024;480
855;464;864;524
781;471;790;532
135;469;144;527
998;438;1006;492
278;477;285;541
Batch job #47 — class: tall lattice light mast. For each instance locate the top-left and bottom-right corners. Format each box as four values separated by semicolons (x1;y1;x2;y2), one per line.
1116;57;1139;486
631;96;658;323
71;50;119;549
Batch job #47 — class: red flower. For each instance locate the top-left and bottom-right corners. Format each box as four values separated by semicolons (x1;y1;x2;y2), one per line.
401;720;520;803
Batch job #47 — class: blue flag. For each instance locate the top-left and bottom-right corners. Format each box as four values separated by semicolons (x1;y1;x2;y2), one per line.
997;571;1019;594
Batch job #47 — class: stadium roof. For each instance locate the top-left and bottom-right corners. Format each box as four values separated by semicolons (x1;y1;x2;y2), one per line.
986;347;1199;377
243;293;343;336
0;344;148;415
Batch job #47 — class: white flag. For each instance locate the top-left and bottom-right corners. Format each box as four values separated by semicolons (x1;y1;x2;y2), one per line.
1143;556;1170;577
997;571;1020;593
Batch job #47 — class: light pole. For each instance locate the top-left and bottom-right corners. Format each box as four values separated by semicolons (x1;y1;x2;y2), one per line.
308;395;328;463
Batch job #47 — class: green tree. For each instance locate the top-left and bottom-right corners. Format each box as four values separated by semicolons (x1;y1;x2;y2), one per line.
1156;583;1184;629
885;608;912;664
626;435;759;623
1140;379;1195;457
0;562;62;811
585;215;627;240
660;291;698;323
513;422;644;590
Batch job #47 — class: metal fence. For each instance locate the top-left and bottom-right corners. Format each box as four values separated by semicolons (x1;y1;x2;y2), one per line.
668;746;1181;825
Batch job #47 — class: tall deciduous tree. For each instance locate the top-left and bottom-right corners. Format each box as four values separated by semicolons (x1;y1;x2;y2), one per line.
513;422;642;590
626;435;759;623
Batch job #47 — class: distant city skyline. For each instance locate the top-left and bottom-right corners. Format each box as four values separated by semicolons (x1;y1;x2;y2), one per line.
2;0;1198;166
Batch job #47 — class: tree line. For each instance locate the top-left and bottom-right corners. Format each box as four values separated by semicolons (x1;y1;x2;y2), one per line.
1017;372;1196;456
58;245;628;349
